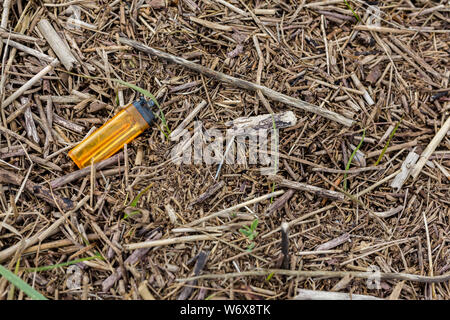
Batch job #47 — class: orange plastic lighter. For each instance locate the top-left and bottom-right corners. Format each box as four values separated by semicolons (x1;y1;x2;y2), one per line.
68;98;155;169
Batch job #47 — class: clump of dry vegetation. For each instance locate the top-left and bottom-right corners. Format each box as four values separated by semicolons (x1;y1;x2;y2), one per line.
0;0;449;300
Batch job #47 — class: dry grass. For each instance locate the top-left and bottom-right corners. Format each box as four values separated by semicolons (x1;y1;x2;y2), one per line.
0;0;449;300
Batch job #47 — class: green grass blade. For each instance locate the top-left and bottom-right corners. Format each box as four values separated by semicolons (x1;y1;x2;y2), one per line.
343;128;365;191
25;254;103;272
270;182;276;203
123;209;141;219
374;116;403;166
0;265;48;300
239;228;251;237
129;183;153;208
344;0;361;22
265;271;275;282
205;293;217;300
123;183;154;219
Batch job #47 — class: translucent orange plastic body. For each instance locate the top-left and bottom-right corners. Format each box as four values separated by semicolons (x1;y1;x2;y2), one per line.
68;103;150;169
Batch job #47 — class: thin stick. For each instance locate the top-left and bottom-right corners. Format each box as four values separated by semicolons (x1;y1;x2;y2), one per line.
119;37;353;127
0;0;12;56
409;4;446;18
124;234;221;250
264;189;295;216
1;59;59;109
372;205;403;218
283;159;299;180
190;181;225;207
52;113;84;133
423;210;436;298
90;158;95;208
312;165;384;174
295;289;382;300
1;39;54;63
353;25;415;34
0;158;19;170
303;0;342;7
262;204;335;239
366;140;417;158
14;164;34;204
350;73;374;106
0;0;12;29
214;0;247;16
6;100;32;123
0;209;74;263
384;38;434;84
184;190;285;227
389;36;441;79
321;15;330;75
356;169;402;198
316;233;350;251
0;29;45;43
102;230;162;292
37;19;77;71
0;168;74;211
50;152;123;188
433;160;450;181
23;102;39;144
237;0;277;42
35;96;53;144
280;222;290;269
304;76;364;95
29;155;62;172
390;149;419;190
177;269;450;284
0;124;42;153
45;97;53;133
189;16;233;32
411;116;450;181
23;234;100;255
226;111;297;134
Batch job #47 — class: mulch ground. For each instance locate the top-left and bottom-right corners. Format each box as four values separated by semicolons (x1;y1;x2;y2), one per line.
0;0;449;300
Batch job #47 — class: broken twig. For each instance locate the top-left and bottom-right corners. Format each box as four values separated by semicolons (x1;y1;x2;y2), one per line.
119;37;353;127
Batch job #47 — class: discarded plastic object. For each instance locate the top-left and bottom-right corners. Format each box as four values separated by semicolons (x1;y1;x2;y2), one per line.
68;97;155;169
